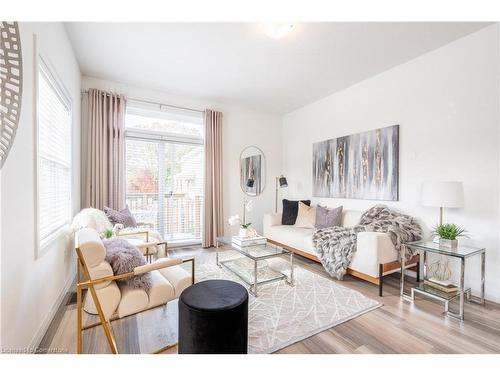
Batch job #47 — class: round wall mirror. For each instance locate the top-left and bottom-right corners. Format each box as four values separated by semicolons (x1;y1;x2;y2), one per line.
240;146;266;196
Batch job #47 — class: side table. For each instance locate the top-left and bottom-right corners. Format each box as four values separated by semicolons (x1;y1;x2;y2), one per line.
401;240;485;320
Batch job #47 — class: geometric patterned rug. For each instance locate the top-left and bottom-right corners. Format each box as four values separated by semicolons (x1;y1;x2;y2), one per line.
197;253;382;354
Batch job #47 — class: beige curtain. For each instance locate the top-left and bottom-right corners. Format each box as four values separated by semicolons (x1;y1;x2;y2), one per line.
203;109;224;248
81;89;126;210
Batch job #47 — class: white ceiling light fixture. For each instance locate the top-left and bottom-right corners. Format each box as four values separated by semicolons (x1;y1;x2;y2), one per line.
263;23;295;39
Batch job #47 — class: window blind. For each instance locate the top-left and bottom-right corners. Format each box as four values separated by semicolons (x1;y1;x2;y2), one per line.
37;61;72;243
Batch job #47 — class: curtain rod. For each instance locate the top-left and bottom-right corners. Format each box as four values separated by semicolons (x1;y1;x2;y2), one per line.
81;89;205;114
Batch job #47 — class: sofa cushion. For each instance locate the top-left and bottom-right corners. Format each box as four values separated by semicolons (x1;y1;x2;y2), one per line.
294;202;316;228
315;205;343;229
282;199;311;225
266;225;315;254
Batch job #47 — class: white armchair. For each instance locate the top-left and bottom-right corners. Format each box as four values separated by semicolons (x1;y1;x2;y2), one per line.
75;227;194;354
72;208;167;260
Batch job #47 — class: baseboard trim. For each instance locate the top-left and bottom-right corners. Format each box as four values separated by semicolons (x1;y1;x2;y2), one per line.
29;269;76;350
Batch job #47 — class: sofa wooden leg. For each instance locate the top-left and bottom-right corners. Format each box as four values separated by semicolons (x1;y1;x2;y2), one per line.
378;264;383;297
416;261;420;282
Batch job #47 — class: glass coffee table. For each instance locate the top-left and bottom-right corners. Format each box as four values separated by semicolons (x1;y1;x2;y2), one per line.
215;237;295;297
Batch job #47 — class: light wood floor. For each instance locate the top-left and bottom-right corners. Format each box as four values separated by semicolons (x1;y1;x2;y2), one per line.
40;246;500;354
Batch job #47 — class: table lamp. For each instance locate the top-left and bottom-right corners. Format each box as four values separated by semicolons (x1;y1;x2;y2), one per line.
421;181;464;225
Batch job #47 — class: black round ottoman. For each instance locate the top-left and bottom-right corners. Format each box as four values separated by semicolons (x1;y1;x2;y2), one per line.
178;279;248;354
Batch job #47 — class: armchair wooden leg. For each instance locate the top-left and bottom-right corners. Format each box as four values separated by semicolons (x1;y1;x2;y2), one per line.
378;264;383;297
77;259;81;283
76;285;83;354
182;257;195;285
416;261;420;282
87;284;118;354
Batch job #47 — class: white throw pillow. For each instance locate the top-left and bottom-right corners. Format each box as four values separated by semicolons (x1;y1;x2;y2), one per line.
294;202;316;228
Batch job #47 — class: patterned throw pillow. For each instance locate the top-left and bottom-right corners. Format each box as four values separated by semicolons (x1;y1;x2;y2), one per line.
315;205;343;229
104;206;137;228
281;199;311;225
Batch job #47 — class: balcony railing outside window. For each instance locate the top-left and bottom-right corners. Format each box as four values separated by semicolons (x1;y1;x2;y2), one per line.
126;192;203;241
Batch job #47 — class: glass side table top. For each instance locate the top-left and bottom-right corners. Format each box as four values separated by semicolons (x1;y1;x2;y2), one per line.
216;236;289;260
405;240;485;258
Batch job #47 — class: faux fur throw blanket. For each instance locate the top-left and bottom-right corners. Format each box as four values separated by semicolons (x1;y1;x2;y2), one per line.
312;205;422;280
103;239;152;292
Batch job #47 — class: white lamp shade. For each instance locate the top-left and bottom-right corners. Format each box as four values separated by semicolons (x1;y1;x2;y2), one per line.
421;181;464;208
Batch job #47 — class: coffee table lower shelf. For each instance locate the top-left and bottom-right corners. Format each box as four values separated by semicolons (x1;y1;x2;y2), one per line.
219;257;290;297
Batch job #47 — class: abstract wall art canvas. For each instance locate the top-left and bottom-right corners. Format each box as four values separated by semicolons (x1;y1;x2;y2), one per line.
312;125;399;201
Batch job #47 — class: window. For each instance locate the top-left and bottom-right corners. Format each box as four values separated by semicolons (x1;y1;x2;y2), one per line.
36;57;72;248
125;102;204;244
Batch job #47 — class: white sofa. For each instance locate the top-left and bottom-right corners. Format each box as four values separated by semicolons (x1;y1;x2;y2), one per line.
263;210;419;296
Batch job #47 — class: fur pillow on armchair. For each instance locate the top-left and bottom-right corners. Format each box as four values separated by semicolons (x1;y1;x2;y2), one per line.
71;208;113;234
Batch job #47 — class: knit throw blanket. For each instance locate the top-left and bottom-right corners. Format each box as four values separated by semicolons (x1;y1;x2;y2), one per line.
103;239;152;292
312;205;422;280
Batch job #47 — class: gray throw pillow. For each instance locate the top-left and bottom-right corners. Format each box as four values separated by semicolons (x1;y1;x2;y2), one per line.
104;206;137;228
315;205;343;229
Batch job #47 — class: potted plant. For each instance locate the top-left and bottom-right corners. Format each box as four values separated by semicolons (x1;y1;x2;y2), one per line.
228;198;254;238
433;223;467;248
102;228;114;239
228;214;253;238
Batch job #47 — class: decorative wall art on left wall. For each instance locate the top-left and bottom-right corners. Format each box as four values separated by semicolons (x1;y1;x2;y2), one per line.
312;124;399;201
0;21;23;168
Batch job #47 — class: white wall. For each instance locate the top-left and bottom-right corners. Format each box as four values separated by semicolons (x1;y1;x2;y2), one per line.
82;76;282;236
282;25;500;302
0;23;81;348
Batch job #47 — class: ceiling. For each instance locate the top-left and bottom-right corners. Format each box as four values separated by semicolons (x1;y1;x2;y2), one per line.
65;22;490;114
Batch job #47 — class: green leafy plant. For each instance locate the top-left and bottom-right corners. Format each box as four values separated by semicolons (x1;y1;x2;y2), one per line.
433;223;468;240
102;228;114;239
241;222;252;229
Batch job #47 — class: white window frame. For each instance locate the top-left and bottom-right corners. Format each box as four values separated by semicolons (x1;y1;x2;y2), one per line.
124;102;204;246
34;38;73;258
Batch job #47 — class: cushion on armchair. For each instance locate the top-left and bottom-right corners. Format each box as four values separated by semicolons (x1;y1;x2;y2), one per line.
104;206;137;228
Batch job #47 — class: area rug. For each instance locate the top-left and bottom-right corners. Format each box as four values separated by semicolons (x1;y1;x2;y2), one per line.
196;254;382;354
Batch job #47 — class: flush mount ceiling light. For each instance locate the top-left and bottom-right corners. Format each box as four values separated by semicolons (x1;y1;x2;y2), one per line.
263;23;295;39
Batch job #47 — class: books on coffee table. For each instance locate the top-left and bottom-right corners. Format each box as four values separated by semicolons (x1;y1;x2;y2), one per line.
232;235;267;248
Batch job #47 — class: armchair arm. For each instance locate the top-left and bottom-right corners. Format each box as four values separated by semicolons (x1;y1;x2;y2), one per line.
356;231;397;264
133;258;182;275
116;230;149;242
79;257;194;288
